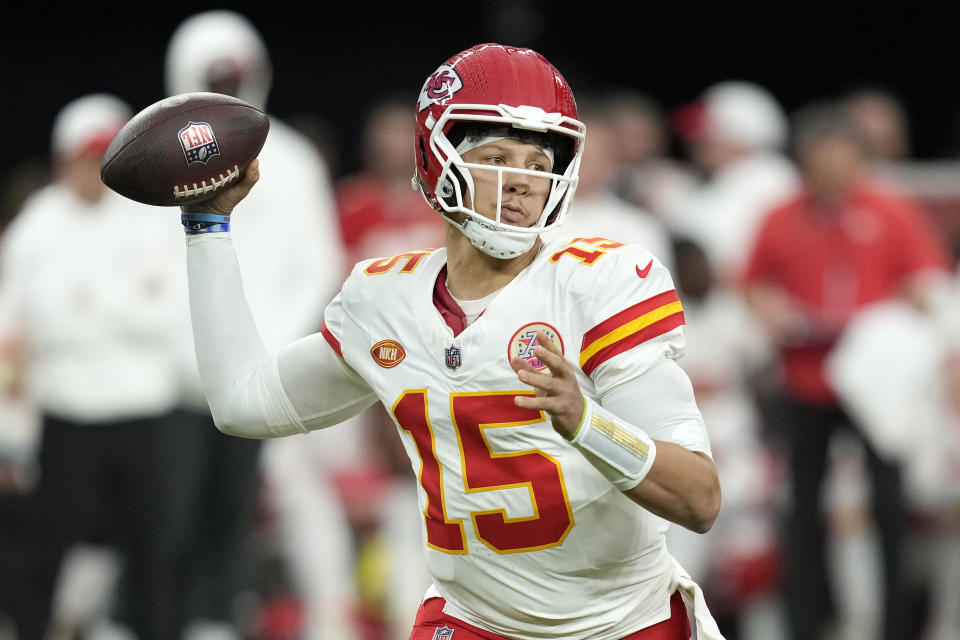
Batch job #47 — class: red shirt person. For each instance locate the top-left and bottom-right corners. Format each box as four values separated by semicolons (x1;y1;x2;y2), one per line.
741;101;952;640
743;179;950;405
336;99;446;270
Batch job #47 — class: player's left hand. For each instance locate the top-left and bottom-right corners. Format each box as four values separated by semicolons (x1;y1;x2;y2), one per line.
510;330;585;439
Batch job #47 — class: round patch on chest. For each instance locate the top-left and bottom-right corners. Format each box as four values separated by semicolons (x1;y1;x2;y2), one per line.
507;322;564;371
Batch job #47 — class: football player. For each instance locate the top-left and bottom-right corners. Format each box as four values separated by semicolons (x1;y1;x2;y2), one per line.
182;44;724;640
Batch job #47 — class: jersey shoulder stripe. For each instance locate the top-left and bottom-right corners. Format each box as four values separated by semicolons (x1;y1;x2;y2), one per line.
580;289;684;376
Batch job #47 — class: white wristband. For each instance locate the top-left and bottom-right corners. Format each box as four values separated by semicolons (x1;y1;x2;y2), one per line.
568;397;657;491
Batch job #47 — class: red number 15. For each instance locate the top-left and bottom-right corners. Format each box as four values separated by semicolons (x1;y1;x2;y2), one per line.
392;390;575;555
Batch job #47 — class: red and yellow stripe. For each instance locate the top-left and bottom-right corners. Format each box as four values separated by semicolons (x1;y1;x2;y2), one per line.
580;290;684;376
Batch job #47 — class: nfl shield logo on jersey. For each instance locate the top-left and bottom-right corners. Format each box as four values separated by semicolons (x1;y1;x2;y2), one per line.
444;345;462;370
178;121;221;165
432;625;455;640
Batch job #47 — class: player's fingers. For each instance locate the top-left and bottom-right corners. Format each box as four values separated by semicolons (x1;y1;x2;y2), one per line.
514;393;559;412
227;159;261;202
186;159;261;216
532;335;570;378
509;356;539;375
536;330;562;355
516;367;555;393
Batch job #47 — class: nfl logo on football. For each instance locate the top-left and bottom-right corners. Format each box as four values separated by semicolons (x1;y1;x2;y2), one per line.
444;345;461;370
178;121;221;165
432;625;455;640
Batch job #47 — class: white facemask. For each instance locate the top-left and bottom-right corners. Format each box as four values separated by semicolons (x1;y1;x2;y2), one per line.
438;134;574;259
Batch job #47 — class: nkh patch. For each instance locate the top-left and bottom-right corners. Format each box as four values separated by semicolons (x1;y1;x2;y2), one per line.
444;345;462;370
370;339;405;368
432;625;455;640
508;322;564;371
178;121;220;165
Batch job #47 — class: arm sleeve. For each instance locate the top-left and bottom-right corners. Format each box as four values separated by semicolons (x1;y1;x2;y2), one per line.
599;356;713;457
186;233;375;438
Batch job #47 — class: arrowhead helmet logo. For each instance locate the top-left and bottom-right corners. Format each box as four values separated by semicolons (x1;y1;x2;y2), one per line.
418;65;463;112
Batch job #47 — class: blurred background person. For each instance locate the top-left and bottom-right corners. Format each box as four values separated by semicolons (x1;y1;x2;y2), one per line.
164;11;358;640
542;97;674;271
826;267;960;640
0;93;194;640
663;80;798;281
665;237;785;640
332;96;442;640
740;100;953;640
603;90;698;218
843;88;960;268
335;97;446;270
841;87;912;164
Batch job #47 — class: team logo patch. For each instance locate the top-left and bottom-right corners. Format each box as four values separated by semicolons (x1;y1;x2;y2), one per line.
371;339;405;368
508;322;564;371
178;121;221;165
432;626;455;640
444;345;462;370
417;64;463;111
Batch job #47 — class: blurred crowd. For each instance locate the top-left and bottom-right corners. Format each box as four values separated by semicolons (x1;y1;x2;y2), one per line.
2;10;960;640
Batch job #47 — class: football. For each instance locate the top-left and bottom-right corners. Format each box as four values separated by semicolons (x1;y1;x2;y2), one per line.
100;92;269;207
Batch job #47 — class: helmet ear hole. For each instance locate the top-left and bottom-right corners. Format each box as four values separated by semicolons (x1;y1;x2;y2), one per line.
439;166;469;209
438;177;455;199
418;136;428;171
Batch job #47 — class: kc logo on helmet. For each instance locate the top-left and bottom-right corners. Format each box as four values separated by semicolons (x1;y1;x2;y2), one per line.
508;322;564;371
179;121;221;165
417;65;463;112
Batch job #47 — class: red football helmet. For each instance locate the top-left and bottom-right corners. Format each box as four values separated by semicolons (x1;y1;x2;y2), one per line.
413;43;585;258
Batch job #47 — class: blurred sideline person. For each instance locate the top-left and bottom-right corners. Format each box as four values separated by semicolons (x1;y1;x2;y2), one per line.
335;96;443;638
665;238;785;640
741;101;953;640
336;97;446;272
603;91;698;219
542;99;674;272
827;276;960;640
840;87;912;163
164;11;357;640
664;81;798;281
0;94;194;640
175;43;725;640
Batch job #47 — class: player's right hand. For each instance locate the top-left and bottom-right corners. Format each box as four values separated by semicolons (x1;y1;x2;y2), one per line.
511;330;585;439
180;159;260;216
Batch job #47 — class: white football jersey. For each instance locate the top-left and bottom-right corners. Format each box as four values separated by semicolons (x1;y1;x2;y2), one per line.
321;235;705;640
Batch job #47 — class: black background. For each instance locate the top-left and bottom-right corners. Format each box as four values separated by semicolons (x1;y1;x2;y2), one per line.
2;1;958;186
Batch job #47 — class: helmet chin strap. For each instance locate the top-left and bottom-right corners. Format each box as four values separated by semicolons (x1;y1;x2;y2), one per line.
444;213;540;259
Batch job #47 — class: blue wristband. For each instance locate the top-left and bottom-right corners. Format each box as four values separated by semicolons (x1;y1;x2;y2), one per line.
182;212;230;234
